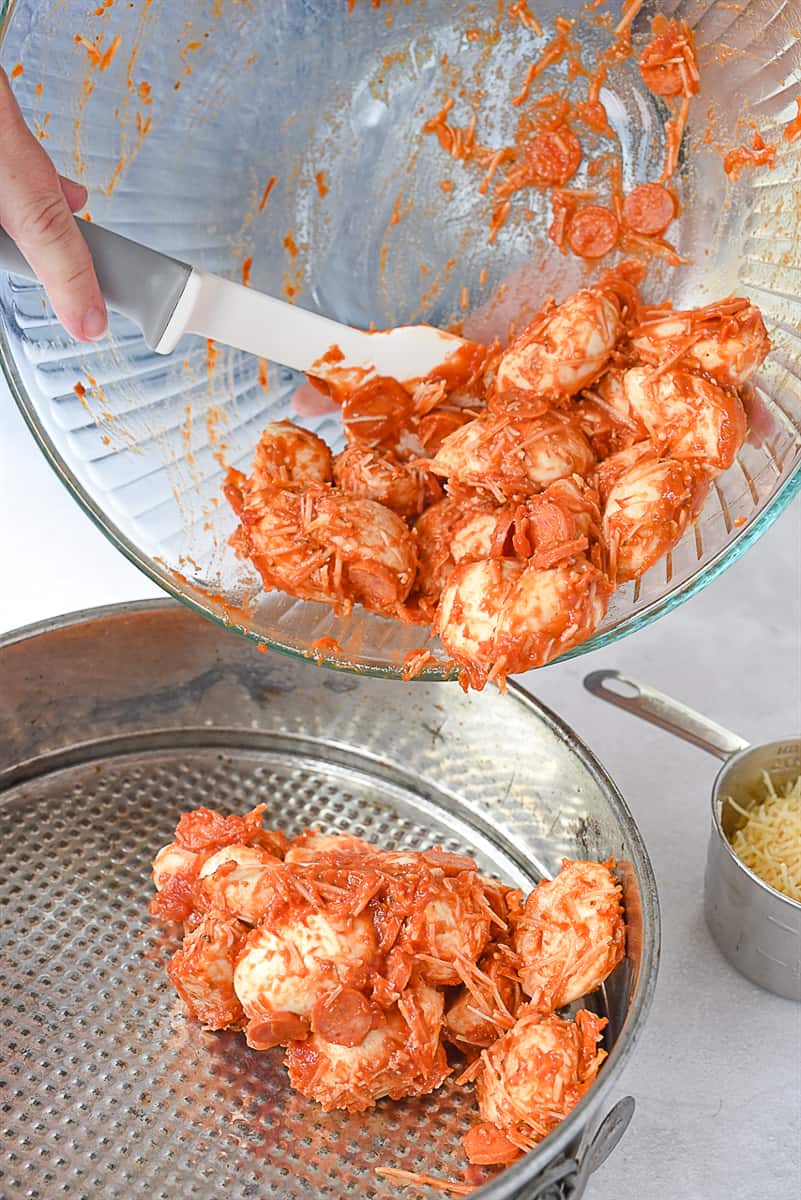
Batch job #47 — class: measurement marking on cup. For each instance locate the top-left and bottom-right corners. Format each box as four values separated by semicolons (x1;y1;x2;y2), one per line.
755;946;790;966
767;915;799;934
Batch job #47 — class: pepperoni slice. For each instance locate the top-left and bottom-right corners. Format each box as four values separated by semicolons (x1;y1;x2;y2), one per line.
311;987;372;1047
342;376;414;451
346;559;408;610
524;125;582;187
522;496;577;558
421;848;477;873
463;1122;522;1166
488;387;550;419
291;379;340;417
622;183;675;236
566;205;620;259
245;1011;309;1049
639;19;698;98
417;408;474;455
639;49;683;97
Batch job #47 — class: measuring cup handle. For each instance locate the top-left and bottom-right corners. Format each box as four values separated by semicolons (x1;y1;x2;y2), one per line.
583;670;750;761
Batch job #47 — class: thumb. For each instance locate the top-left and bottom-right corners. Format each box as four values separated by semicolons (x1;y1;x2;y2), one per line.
59;174;89;214
0;69;107;342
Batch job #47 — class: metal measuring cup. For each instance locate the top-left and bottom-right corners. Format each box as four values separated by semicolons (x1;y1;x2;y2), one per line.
585;670;801;1002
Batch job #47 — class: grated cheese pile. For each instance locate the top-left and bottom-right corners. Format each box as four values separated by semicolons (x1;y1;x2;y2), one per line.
728;772;801;902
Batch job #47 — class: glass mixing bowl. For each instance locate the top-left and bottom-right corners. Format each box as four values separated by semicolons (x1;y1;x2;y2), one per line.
1;0;800;679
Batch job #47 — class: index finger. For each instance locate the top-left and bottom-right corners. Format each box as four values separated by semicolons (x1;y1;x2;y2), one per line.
0;69;106;341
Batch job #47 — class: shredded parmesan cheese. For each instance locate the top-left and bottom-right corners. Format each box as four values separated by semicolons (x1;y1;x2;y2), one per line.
375;1167;474;1195
728;772;801;902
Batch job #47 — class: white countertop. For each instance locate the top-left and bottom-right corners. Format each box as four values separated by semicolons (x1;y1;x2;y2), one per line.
1;382;799;1200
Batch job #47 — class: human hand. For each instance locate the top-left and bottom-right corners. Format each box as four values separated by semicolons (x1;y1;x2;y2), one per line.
0;67;107;341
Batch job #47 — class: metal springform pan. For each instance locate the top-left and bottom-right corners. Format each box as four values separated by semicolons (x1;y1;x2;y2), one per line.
0;600;659;1199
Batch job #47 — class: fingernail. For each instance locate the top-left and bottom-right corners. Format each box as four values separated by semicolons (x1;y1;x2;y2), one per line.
83;306;108;341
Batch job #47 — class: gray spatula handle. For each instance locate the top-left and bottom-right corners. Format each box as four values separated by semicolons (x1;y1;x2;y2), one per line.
0;218;192;348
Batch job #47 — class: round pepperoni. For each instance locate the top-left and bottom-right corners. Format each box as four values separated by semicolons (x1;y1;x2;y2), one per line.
246;1011;309;1049
346;560;407;610
417;407;474;455
524;126;582;187
638;19;699;99
342;376;414;451
639;52;683;98
566;205;620;259
622;183;676;236
311;987;372;1047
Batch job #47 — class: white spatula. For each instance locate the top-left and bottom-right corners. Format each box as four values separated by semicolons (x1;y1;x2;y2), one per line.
0;219;468;382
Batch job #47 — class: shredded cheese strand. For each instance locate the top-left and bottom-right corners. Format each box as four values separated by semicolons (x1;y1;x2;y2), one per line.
728;772;801;902
376;1167;475;1195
